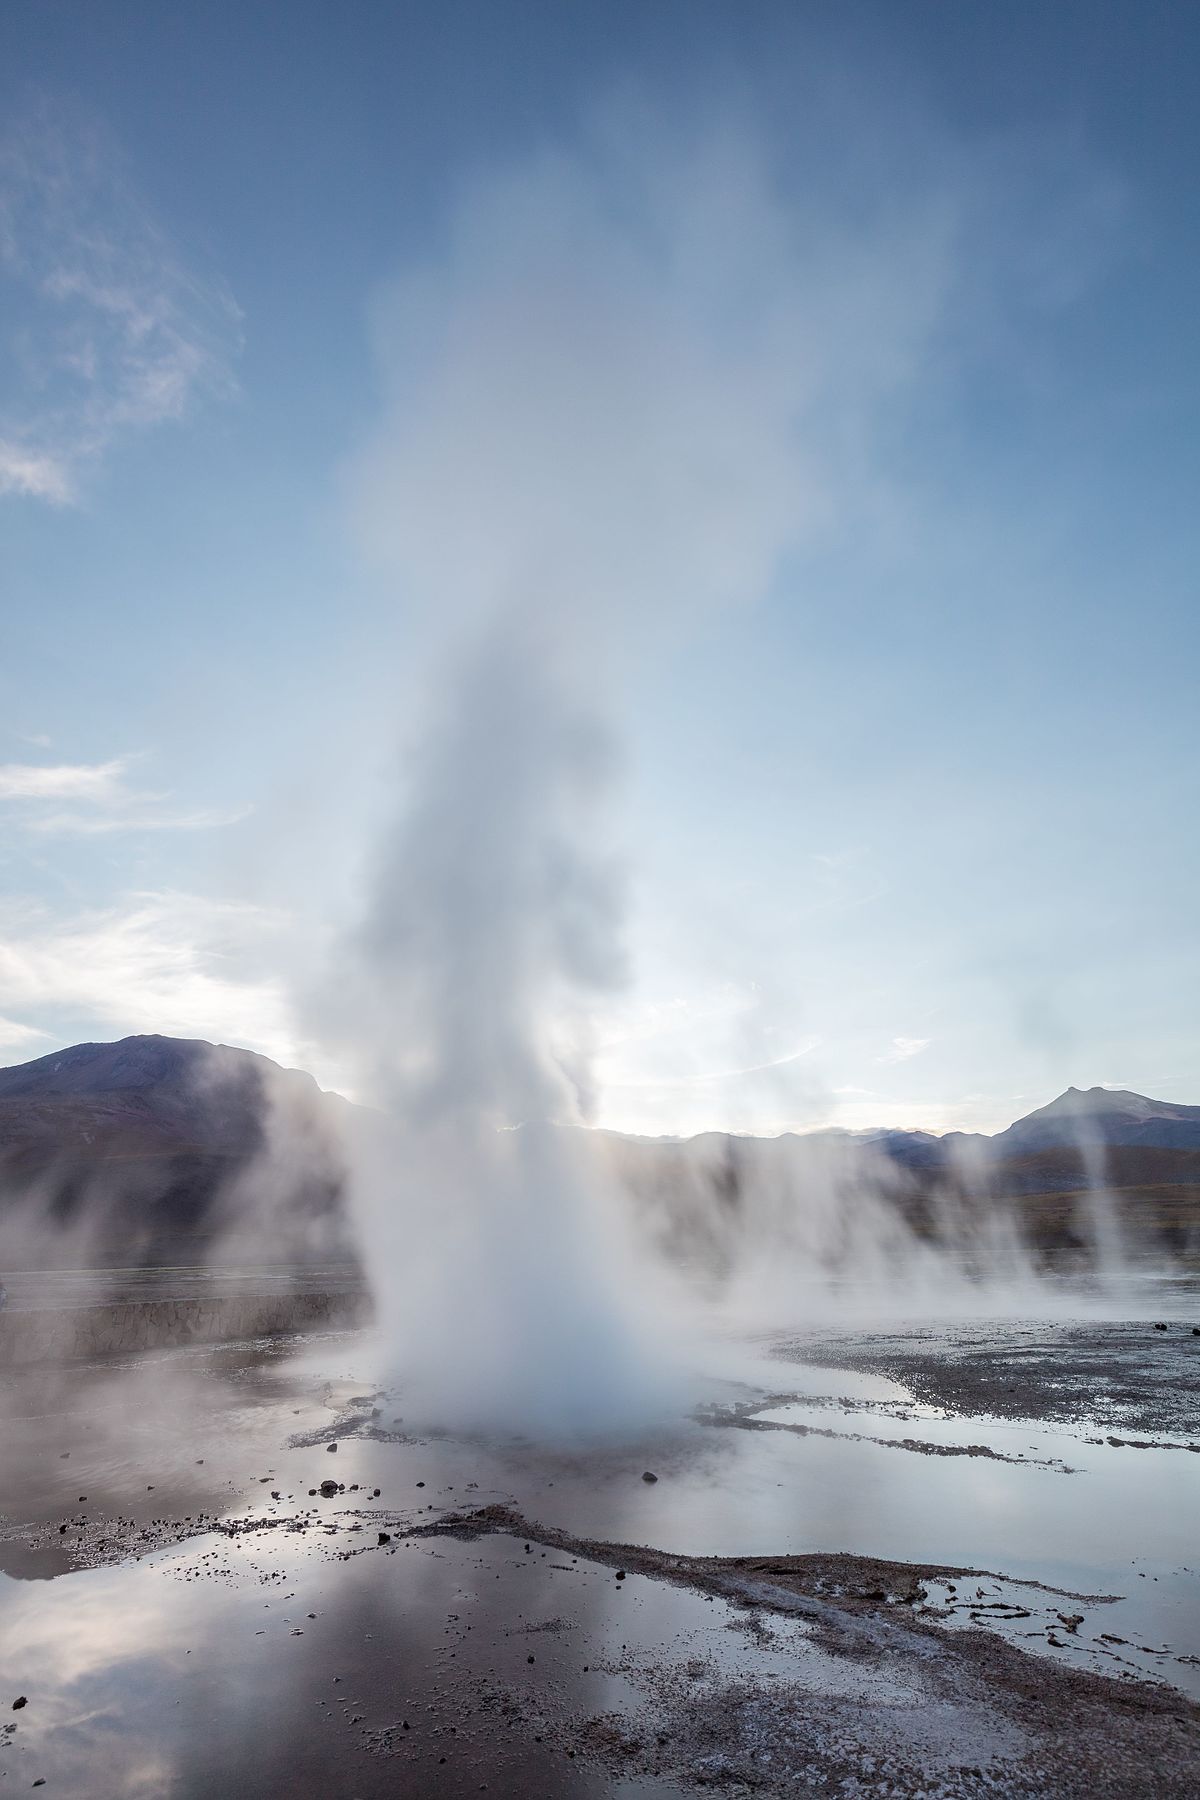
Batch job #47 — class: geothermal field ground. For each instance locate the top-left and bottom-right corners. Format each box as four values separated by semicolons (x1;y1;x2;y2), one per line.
2;1273;1198;1798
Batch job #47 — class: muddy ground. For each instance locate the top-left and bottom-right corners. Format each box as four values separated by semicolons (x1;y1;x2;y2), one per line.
1;1305;1198;1797
773;1315;1200;1437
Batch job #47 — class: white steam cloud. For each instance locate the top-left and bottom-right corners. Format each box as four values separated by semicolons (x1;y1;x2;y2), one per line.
323;99;1085;1433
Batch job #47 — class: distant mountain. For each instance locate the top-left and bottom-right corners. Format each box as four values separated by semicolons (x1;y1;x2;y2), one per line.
0;1036;1196;1272
0;1035;356;1269
989;1085;1200;1154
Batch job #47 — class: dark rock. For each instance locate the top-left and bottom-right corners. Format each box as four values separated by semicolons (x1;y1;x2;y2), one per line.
327;1442;338;1452
378;1532;391;1545
641;1471;658;1483
1154;1322;1167;1331
319;1479;338;1497
13;1697;28;1709
615;1571;626;1581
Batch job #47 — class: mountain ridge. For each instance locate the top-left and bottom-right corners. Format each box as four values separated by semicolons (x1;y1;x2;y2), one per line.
1;1035;1197;1271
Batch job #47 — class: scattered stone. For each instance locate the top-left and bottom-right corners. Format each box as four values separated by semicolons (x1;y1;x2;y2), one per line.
641;1471;658;1483
327;1443;338;1453
320;1480;339;1497
13;1697;28;1709
615;1571;626;1581
378;1532;391;1545
1154;1323;1168;1332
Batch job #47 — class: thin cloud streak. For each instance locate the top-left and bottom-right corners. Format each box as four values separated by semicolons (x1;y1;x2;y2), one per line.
0;757;129;800
26;803;252;837
880;1035;932;1063
0;1014;50;1051
0;890;307;1074
0;95;241;501
0;755;250;834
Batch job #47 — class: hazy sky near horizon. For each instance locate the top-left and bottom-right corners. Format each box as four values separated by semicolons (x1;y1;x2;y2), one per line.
1;1;1197;1137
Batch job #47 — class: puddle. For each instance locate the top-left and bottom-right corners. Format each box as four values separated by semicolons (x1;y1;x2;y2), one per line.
0;1526;712;1797
1;1303;1198;1788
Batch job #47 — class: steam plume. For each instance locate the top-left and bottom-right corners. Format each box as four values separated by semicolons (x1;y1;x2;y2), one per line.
321;100;1018;1432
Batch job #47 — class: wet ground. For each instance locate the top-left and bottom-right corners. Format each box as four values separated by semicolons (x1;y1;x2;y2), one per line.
0;1263;365;1312
1;1288;1198;1797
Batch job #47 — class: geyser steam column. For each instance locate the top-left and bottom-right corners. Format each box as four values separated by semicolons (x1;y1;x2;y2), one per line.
344;605;677;1436
332;103;959;1434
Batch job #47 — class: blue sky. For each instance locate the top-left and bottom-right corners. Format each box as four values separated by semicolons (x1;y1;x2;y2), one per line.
1;1;1197;1135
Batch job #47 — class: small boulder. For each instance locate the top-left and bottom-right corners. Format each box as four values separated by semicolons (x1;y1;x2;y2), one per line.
641;1471;658;1483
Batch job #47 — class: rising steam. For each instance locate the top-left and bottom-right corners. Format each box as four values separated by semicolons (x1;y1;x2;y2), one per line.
319;100;1053;1433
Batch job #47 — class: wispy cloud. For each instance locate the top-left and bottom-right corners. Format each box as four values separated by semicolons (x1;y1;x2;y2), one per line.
0;441;74;502
603;1038;822;1091
0;1014;50;1051
0;891;304;1070
0;757;129;801
0;95;241;502
0;754;248;834
879;1035;931;1064
27;802;250;837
